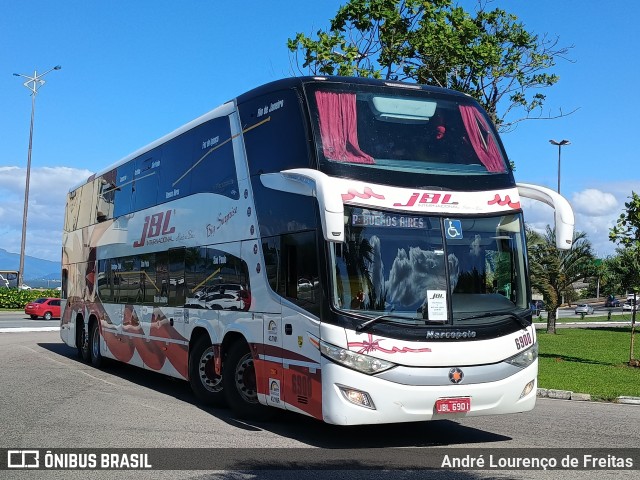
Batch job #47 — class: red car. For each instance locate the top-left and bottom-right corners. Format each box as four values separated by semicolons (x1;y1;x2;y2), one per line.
24;297;61;320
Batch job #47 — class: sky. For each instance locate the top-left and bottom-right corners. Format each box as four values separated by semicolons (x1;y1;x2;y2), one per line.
1;0;638;263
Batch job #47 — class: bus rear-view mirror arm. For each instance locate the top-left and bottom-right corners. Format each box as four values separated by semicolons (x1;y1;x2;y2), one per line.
260;168;345;243
516;182;575;250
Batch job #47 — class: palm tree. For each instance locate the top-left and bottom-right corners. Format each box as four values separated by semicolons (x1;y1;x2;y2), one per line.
526;226;595;334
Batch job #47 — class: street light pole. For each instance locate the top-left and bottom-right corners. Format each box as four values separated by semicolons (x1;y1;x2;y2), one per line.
549;139;570;194
13;65;61;288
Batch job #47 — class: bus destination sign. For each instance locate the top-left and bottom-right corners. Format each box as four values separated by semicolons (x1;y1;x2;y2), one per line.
351;212;425;229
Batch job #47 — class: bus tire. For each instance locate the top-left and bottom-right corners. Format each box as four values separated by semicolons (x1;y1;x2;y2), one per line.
89;321;103;368
189;336;227;407
222;340;274;421
78;321;90;362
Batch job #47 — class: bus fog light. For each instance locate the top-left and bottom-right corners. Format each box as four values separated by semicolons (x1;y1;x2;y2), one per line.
337;385;376;409
520;379;535;399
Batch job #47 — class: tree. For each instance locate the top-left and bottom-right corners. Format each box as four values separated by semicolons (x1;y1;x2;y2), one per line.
288;0;573;131
526;226;594;334
609;191;640;366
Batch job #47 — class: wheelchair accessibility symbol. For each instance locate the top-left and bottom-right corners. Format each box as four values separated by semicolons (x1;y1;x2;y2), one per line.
445;219;463;239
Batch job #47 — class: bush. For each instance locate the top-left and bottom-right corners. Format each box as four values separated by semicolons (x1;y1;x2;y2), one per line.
0;288;60;309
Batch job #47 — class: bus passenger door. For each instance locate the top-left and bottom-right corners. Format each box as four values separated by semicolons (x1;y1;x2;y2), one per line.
278;233;323;419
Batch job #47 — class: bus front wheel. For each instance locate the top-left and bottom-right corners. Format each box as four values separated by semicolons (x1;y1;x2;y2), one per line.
222;341;273;421
189;336;226;407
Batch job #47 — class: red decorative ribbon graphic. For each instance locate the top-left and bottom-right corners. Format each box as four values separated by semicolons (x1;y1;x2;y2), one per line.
348;333;432;355
342;187;385;202
488;194;520;209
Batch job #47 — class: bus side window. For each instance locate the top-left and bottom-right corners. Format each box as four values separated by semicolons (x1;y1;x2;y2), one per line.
285;244;298;299
155;252;169;306
114;161;135;218
133;150;161;212
239;89;311;176
262;236;281;295
97;260;110;303
96;170;116;223
168;248;186;307
281;232;320;316
189;116;238;199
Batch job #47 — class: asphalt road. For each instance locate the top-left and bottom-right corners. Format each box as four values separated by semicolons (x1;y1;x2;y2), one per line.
0;328;638;479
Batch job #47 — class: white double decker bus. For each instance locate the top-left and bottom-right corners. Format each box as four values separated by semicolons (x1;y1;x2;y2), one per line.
60;76;574;425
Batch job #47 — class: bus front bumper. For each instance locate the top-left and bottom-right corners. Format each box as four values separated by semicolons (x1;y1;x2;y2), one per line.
321;359;538;426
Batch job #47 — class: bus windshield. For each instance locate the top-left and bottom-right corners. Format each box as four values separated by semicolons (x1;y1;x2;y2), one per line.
331;207;529;326
308;83;508;178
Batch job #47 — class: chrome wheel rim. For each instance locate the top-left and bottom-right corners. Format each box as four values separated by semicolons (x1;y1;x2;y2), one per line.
199;347;223;393
234;353;258;403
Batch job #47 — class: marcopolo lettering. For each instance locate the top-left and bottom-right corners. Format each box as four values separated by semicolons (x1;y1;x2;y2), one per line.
426;330;477;340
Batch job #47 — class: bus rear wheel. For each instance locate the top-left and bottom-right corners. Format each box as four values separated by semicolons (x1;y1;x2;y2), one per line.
89;321;103;368
222;341;273;421
189;336;226;407
78;321;90;362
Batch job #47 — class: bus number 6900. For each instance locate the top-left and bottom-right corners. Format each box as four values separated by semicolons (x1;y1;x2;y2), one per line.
515;332;532;350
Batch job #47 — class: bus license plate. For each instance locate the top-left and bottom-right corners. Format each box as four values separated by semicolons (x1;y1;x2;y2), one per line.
435;397;471;413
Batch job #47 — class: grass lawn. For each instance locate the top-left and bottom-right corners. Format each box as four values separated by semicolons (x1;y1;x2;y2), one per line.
537;327;640;400
533;312;635;323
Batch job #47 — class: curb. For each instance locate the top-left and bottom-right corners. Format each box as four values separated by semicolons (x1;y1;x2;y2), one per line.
537;388;640;405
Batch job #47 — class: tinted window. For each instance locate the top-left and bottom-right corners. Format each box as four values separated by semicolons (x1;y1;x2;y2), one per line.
263;231;320;316
96;169;117;222
158;116;238;204
133;149;161;212
158;129;193;203
137;253;157;304
187;246;251;311
168;248;186;307
114;162;135;218
251;180;317;237
189;117;238;198
239;89;311;176
262;236;281;294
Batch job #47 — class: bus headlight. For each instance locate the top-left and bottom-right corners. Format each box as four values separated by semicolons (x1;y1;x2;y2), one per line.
505;342;538;368
320;340;396;374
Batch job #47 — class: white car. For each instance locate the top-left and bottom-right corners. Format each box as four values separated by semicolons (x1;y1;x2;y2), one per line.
623;302;637;312
18;284;32;290
574;304;594;315
202;292;243;310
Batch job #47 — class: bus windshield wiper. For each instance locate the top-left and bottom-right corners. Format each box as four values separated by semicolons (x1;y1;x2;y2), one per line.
456;311;530;328
355;313;413;333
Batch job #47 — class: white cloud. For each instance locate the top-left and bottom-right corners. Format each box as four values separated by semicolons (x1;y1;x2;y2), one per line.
0;166;93;261
572;189;618;216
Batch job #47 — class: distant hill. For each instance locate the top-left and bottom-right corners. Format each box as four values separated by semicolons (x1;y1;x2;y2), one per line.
0;248;60;282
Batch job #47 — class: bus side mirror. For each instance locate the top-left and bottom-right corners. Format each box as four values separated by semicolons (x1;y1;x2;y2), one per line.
516;183;575;250
260;169;345;243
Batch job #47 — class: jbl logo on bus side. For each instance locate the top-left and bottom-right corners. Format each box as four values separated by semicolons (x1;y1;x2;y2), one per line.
133;210;176;247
